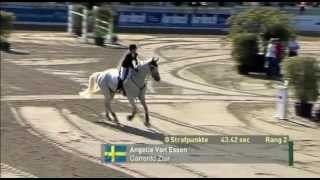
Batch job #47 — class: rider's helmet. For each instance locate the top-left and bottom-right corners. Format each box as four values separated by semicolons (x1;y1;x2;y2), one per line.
129;44;137;51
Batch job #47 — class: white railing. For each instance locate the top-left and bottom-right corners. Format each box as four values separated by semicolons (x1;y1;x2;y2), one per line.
95;18;113;39
67;5;113;43
68;5;88;42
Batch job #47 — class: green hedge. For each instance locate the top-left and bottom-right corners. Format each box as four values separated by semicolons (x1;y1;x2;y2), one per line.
231;33;259;67
0;10;15;38
282;57;320;102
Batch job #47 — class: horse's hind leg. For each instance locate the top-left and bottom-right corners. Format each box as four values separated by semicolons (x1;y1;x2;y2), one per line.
105;90;119;123
104;96;112;121
104;90;114;121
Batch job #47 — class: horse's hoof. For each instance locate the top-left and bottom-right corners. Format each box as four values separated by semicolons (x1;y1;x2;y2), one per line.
144;122;151;127
106;116;113;121
127;115;134;121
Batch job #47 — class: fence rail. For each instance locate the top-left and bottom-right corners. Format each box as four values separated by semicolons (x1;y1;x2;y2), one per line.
70;10;85;17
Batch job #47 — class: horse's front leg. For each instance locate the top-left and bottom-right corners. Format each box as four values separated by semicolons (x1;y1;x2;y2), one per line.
139;95;150;126
127;97;137;121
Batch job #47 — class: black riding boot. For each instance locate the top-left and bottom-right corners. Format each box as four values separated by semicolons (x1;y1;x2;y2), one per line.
117;79;123;91
117;80;126;96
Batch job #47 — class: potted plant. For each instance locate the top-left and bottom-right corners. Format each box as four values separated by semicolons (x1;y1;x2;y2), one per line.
282;57;320;118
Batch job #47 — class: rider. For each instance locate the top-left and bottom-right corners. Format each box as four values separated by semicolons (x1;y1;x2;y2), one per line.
117;44;139;95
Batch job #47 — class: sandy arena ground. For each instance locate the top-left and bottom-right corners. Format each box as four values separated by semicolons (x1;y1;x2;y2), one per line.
1;31;320;178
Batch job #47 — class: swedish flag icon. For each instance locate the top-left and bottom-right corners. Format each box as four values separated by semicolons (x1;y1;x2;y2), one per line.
104;144;127;163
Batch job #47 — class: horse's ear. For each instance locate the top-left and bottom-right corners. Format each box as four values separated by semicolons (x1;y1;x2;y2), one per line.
151;57;157;62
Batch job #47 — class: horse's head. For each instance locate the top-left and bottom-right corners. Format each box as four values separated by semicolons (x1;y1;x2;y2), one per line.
148;57;161;82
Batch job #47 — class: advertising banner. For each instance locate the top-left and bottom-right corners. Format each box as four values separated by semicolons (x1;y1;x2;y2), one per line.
116;11;231;30
0;4;68;25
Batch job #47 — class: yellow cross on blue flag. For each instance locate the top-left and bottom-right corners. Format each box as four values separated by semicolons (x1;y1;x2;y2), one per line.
104;144;127;163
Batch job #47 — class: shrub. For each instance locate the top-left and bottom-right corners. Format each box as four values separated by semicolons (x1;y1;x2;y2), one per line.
231;33;259;67
228;7;295;48
282;57;320;103
0;11;15;38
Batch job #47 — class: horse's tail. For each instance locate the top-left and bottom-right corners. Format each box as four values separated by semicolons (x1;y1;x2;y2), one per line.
79;72;100;98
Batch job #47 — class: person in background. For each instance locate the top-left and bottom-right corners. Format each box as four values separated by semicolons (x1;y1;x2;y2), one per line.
275;38;284;76
265;38;277;77
288;36;300;57
299;2;306;14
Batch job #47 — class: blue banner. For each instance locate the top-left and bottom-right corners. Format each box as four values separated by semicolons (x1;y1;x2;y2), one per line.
0;4;68;25
116;11;231;30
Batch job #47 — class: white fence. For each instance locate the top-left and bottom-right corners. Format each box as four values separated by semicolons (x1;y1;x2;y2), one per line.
68;5;113;43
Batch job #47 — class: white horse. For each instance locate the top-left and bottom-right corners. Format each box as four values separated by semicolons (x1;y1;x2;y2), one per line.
79;57;161;126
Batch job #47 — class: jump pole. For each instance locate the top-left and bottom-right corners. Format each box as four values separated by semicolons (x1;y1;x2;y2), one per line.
80;7;88;43
67;4;73;34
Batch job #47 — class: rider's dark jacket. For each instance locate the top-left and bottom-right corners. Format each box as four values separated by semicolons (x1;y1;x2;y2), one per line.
121;52;138;69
